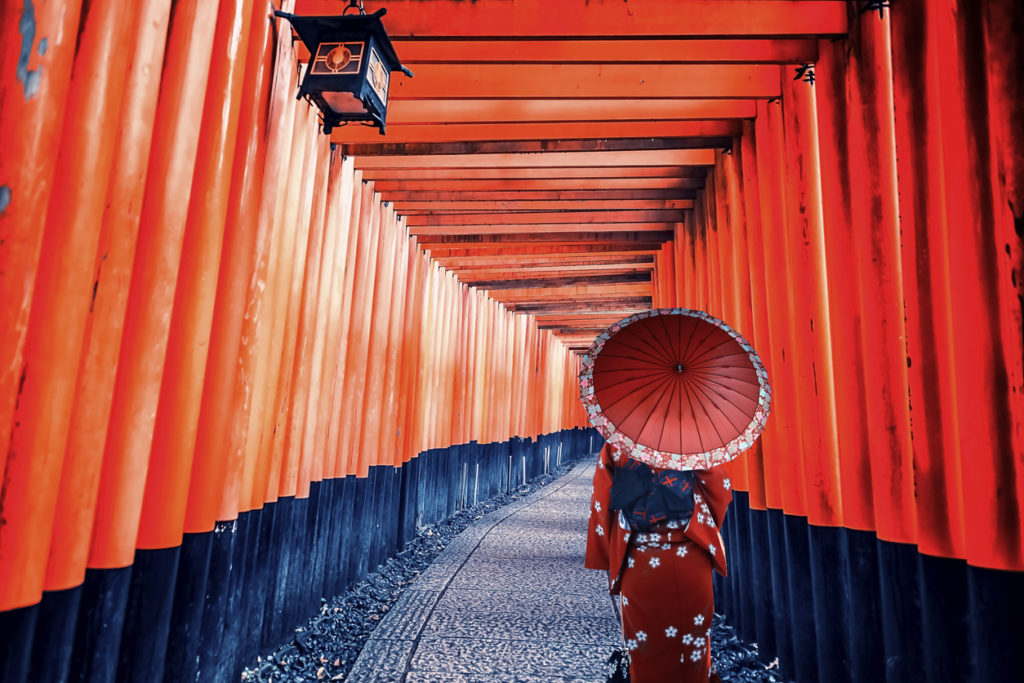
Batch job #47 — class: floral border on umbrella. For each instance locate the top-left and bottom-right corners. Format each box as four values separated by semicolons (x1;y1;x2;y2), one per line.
578;308;772;470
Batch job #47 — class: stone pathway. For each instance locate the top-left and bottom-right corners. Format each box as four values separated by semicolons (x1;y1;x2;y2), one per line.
347;461;619;682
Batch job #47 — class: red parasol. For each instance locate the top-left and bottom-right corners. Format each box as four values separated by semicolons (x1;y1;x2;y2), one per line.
579;308;771;470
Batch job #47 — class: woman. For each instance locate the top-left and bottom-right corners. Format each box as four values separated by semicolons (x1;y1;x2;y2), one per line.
585;442;732;682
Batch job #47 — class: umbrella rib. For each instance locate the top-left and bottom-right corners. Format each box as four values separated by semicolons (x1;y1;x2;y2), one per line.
629;373;677;452
596;368;670;392
686;367;759;387
599;371;673;415
596;351;673;368
686;336;740;367
685;372;757;413
678;317;703;362
622;330;676;366
681;375;733;446
647;315;679;366
606;373;676;435
683;375;751;433
679;375;707;454
658;372;684;455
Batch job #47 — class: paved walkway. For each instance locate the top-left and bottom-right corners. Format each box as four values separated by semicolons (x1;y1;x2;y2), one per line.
347;461;620;682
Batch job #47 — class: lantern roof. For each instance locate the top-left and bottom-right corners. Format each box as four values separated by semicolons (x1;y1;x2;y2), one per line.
276;9;413;77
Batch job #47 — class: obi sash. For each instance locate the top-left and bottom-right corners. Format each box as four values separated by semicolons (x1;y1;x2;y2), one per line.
608;457;695;532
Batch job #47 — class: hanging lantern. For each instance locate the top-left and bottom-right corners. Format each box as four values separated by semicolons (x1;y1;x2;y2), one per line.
275;1;413;135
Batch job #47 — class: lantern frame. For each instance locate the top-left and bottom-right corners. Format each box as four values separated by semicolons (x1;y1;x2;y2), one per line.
275;7;412;135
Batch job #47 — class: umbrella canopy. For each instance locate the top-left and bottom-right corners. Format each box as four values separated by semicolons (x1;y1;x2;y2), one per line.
579;308;771;470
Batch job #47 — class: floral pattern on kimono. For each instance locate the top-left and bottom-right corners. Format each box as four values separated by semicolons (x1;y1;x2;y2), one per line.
584;443;733;682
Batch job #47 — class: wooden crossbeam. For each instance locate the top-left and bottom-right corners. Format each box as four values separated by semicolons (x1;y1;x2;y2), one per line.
374;178;704;192
393;199;692;213
423;244;661;256
294;1;848;38
384;64;780;99
346;137;734;157
454;266;654;281
390;38;819;64
404;209;683;227
414;231;673;244
383;190;694;201
362;166;708;180
508;299;652;313
467;272;651;290
409;222;678;235
335;121;741;145
496;282;651;300
433;253;655;268
379;99;756;125
353;148;715;169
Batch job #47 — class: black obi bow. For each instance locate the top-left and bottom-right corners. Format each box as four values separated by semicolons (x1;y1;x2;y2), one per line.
609;457;696;532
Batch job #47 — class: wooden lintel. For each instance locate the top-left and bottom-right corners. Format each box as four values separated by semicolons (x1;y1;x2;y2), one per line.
343;137;735;156
389;38;819;64
352;148;715;169
379;99;757;125
294;1;848;38
404;209;683;227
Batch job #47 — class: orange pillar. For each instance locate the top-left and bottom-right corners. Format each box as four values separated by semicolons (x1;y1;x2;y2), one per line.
0;0;83;491
89;0;220;570
889;0;966;558
1;0;132;607
46;0;172;593
738;121;772;511
138;0;255;548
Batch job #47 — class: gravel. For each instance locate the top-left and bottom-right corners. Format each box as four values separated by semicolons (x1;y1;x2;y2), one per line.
243;461;787;682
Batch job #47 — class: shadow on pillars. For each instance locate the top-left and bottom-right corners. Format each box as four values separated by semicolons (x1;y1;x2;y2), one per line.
714;492;1024;683
0;427;601;683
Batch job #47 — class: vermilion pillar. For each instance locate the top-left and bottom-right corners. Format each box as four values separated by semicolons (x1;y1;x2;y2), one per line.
1;0;127;607
89;0;220;570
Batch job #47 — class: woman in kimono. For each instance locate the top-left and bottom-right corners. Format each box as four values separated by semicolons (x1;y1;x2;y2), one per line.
585;442;732;682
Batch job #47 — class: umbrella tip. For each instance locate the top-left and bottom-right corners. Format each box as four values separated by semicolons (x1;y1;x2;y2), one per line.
674;363;685;373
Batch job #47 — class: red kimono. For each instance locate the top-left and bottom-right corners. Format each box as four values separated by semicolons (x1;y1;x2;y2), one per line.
585;444;732;682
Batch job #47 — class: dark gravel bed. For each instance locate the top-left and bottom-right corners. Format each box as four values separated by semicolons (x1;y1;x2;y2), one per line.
243;465;580;682
711;615;789;683
244;462;786;682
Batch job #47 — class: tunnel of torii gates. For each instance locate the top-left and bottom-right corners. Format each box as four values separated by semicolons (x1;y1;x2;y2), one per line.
0;0;1022;681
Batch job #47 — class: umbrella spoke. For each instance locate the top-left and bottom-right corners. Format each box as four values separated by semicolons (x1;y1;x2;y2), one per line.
685;377;750;435
614;329;676;366
600;371;674;413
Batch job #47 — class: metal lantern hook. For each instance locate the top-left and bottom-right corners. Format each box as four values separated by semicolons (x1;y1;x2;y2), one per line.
344;0;366;15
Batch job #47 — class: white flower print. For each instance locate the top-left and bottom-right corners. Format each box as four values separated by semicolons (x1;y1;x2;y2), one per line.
682;633;693;645
594;500;602;512
596;524;604;536
693;636;705;648
694;614;705;626
667;520;680;529
708;543;716;556
649;556;661;568
665;626;678;638
627;557;635;568
621;595;629;606
676;545;689;557
723;478;732;490
636;630;647;642
626;638;638;651
661;543;671;550
690;650;703;662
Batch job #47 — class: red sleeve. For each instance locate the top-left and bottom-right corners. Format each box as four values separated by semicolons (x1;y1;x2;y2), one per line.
584;444;615;571
685;465;733;576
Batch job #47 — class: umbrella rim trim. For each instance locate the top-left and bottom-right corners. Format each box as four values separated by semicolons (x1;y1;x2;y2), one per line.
578;307;772;470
